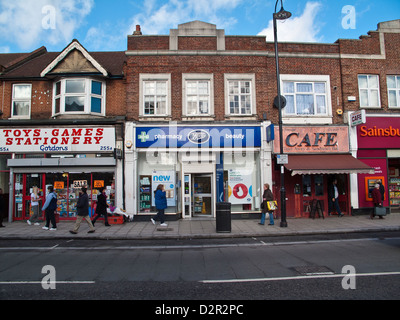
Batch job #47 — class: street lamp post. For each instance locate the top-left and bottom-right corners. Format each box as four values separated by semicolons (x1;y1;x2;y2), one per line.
273;0;291;228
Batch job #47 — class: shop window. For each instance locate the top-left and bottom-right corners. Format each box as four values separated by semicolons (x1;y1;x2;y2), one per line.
315;175;324;196
53;78;105;116
223;152;261;212
12;84;31;119
302;175;312;197
137;152;177;213
387;75;400;108
358;74;381;108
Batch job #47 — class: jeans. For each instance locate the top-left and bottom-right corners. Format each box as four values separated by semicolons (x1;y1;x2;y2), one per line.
153;209;165;224
29;205;41;223
260;211;274;225
330;198;342;215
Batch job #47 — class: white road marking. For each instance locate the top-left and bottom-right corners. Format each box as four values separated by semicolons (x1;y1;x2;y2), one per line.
200;271;400;284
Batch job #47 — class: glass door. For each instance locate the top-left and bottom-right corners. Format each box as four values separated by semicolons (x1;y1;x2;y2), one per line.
192;174;213;217
24;174;44;220
183;174;191;218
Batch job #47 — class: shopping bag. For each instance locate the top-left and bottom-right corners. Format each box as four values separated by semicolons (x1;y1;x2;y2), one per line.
374;206;386;216
267;201;278;211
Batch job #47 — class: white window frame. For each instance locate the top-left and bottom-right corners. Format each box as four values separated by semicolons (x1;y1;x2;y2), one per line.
387;75;400;109
139;74;171;117
358;74;381;108
225;74;256;116
11;83;32;119
182;74;214;117
53;78;106;116
280;74;332;125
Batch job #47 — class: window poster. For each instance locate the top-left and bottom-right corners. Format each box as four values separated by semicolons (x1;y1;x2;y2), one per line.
151;171;176;207
228;169;253;204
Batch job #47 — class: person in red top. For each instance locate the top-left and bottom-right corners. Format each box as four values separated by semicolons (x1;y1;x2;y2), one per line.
371;183;384;220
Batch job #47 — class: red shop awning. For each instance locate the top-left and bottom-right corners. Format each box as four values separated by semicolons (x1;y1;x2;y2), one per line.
284;154;375;176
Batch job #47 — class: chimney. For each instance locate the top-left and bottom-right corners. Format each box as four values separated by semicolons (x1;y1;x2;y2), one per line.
133;25;142;35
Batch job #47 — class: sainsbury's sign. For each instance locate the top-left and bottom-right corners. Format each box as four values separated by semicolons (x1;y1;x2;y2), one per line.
0;127;115;153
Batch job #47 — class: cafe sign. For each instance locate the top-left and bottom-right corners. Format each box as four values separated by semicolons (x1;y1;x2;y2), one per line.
273;126;349;154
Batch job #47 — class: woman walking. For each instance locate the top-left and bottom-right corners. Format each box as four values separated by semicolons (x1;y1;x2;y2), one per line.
151;184;168;227
259;183;274;226
92;187;110;226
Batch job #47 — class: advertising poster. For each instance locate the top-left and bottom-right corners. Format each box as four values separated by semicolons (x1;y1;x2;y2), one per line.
152;171;176;207
228;169;253;204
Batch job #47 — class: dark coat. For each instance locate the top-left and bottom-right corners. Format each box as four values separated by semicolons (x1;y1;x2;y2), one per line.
96;192;109;215
76;192;89;217
262;188;274;213
372;187;382;207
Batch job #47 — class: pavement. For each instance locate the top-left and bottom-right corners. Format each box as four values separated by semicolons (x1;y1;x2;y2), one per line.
1;212;400;240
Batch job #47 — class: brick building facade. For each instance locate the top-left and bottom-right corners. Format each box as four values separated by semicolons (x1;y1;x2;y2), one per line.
1;19;399;222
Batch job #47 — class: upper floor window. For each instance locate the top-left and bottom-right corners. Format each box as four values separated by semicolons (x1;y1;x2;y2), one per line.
12;84;31;119
54;78;105;116
283;81;327;115
387;75;400;108
225;74;255;116
140;74;171;117
358;75;380;108
280;75;332;124
183;74;213;117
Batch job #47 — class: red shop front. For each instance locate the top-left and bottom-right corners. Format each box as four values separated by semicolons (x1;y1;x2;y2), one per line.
355;116;400;214
273;126;374;218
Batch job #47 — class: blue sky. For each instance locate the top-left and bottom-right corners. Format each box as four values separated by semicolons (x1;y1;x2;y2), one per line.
0;0;399;53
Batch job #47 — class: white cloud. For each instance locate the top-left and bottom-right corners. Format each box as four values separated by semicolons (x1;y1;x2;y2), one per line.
127;0;242;36
0;0;94;51
258;1;323;42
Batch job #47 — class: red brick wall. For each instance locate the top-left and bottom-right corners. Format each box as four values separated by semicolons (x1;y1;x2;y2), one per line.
0;78;126;120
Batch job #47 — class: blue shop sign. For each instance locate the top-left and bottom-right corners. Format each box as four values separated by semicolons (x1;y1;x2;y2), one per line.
136;126;261;148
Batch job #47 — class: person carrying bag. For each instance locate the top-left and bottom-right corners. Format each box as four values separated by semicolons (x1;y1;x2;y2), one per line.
259;183;275;226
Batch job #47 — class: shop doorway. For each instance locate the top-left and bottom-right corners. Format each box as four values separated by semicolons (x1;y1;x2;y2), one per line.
14;173;45;221
183;173;213;218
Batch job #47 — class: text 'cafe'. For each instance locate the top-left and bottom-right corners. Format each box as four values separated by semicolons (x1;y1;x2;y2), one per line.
0;126;122;222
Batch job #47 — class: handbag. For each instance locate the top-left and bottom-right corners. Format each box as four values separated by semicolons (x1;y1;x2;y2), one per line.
267;201;278;211
374;206;386;216
260;202;265;210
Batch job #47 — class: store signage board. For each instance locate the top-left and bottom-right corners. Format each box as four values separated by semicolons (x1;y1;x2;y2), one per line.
136;126;261;148
273;126;349;154
0;127;115;153
350;110;366;127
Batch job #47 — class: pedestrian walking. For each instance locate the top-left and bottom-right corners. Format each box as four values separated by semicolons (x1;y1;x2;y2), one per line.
377;179;385;201
259;183;274;226
371;183;384;220
42;186;58;231
70;187;95;234
328;178;343;217
0;188;5;228
151;184;168;227
27;186;41;226
92;187;110;226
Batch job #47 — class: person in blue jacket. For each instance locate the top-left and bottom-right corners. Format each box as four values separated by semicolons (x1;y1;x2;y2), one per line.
151;184;168;227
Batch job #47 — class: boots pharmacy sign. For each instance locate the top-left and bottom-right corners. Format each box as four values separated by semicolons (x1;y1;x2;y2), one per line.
0;127;115;153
